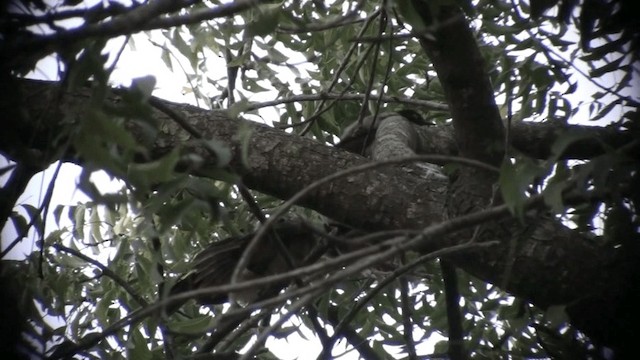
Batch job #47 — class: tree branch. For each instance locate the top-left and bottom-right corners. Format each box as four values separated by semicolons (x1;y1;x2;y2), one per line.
440;260;467;360
414;3;504;164
399;269;418;359
52;244;148;307
325;305;382;360
4;79;638;353
2;0;255;70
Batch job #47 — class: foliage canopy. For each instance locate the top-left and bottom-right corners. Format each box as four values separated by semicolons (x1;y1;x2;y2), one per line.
0;0;638;359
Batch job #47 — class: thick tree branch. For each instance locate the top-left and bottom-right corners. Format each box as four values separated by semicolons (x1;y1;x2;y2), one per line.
4;80;447;232
2;79;637;353
409;4;637;355
508;120;637;159
2;1;267;72
414;4;504;164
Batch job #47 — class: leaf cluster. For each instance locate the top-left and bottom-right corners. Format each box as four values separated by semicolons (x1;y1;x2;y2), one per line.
1;0;637;359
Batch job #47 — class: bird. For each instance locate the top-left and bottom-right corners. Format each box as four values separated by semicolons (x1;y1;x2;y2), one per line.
169;217;318;308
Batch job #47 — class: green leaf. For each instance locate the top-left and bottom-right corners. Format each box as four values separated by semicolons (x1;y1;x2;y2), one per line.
544;305;568;328
111;235;131;265
246;3;282;37
228;99;251;118
20;204;44;237
243;79;270;93
72;204;86;240
155;197;196;232
74;109;139;171
396;0;430;33
202;138;232;167
271;325;299;340
499;157;542;219
9;211;29;239
266;46;289;64
433;339;449;354
127;148;180;190
531;65;552;90
235;122;253;169
65;39;109;90
604;201;636;244
130;75;157;100
590;98;622;122
127;328;152;360
89;208;102;251
499;161;524;218
171;30;196;68
590;55;624;78
550;131;592;160
542;178;566;214
160;48;172;70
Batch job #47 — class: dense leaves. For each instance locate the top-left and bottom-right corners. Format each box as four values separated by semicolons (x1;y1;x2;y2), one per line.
1;0;637;359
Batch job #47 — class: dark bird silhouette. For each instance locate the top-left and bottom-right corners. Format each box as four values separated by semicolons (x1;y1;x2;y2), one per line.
169;218;318;308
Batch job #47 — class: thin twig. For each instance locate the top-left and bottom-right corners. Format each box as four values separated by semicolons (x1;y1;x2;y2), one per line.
441;260;467;360
48;205;507;360
252;92;447;114
277;0;365;34
1;161;60;259
400;255;418;360
324;304;381;360
239;239;498;360
300;8;382;136
50;176;612;359
230;154;494;286
52;244;148;307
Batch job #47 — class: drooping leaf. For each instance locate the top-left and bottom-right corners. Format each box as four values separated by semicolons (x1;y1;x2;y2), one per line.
246;3;283;37
127;148;180;190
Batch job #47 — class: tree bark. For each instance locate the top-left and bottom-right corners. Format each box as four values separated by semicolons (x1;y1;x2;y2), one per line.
411;3;636;355
2;78;637;353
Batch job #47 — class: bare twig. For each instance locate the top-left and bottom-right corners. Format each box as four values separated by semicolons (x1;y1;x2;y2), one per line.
400;255;418;360
52;244;148;307
231;154;498;287
47;173;611;359
47;206;506;360
323;304;382;360
440;260;467;360
250;92;448;114
277;0;365;34
299;8;382;135
4;0;258;65
1;161;59;259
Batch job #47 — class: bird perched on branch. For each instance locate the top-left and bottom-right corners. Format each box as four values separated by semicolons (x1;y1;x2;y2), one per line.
168;110;431;311
169;217;319;308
